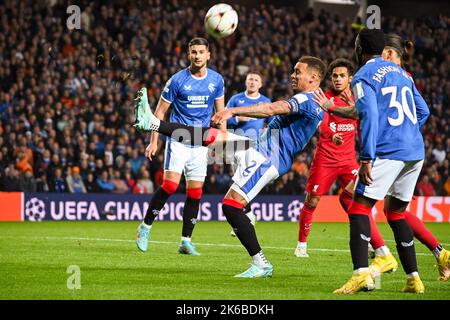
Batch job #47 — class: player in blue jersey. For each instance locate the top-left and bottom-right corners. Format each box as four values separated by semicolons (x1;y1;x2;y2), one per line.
226;72;272;237
334;29;430;294
226;72;272;142
135;38;226;256
135;56;326;278
315;34;449;281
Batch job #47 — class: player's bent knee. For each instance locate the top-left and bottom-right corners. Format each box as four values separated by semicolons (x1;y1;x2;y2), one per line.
161;180;179;194
347;201;372;216
384;209;405;221
339;189;353;212
187;187;203;200
223;197;245;210
305;194;320;208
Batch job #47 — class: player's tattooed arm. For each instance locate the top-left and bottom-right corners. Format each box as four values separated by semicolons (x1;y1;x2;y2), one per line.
330;106;358;119
313;89;358;119
211;100;290;125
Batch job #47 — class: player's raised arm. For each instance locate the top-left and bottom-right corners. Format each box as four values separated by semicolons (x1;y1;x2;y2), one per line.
412;83;430;128
211;100;290;125
313;88;358;119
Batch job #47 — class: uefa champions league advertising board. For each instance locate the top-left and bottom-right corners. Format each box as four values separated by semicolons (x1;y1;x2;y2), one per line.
23;193;305;222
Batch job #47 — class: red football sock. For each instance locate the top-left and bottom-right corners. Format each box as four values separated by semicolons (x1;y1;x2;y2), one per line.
368;213;385;250
404;210;439;251
298;203;315;242
339;189;353;212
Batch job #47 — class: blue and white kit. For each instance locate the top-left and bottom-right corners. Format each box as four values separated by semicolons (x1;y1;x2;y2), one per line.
226;91;272;143
162;67;225;180
231;92;324;202
352;57;430;201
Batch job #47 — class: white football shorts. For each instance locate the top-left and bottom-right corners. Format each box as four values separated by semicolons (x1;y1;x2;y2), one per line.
230;147;279;203
164;139;208;181
355;158;424;202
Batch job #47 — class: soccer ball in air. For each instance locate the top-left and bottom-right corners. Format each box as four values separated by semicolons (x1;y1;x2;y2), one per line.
204;3;238;39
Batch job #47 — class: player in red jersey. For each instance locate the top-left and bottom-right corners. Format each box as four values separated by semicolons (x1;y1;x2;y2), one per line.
314;35;449;281
295;58;399;275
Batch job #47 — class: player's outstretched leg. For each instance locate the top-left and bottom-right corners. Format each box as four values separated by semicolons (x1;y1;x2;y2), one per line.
134;87;160;131
222;196;273;278
230;205;256;237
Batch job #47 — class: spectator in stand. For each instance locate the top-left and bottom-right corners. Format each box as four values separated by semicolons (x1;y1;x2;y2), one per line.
85;173;97;193
19;169;36;192
50;168;67;193
203;174;222;194
66;166;87;193
96;170;115;193
16;151;33;174
132;170;154;194
444;177;450;196
111;170;129;193
416;175;436;196
3;164;20;191
36;173;50;192
0;1;447;195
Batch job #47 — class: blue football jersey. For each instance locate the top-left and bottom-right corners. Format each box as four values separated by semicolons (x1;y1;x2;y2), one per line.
259;92;324;176
226;92;272;142
352;57;430;161
161;68;225;127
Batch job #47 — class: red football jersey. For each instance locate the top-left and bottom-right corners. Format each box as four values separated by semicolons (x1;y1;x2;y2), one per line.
313;90;358;167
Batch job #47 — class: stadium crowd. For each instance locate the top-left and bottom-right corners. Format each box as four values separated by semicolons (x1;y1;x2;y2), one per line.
0;0;449;195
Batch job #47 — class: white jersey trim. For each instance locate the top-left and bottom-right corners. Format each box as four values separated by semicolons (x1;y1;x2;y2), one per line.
161;95;172;104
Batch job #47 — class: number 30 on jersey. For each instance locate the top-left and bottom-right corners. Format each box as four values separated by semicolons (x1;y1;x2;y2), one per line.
382;86;418;126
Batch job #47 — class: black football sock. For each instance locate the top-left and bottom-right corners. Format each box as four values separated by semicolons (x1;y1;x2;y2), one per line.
182;197;201;238
157;121;211;146
222;203;261;256
143;187;172;225
388;219;418;274
349;214;371;270
158;122;254;149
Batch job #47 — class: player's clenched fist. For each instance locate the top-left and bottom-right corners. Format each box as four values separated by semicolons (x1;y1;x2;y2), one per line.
211;109;233;125
332;133;344;145
358;161;373;186
145;142;158;160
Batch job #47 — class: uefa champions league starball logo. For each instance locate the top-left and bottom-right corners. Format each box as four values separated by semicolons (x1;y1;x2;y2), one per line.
25;197;46;222
287;200;303;222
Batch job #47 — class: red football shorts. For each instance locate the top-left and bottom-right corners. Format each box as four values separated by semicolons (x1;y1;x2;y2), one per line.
306;161;359;195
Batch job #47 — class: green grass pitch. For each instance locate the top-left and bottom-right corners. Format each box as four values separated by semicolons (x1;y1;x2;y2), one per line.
0;221;449;300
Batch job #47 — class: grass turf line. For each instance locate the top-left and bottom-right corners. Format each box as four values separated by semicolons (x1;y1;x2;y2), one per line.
0;221;449;300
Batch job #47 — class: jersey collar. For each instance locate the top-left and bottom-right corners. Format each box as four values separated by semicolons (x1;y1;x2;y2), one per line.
189;68;208;80
244;92;261;100
366;56;382;64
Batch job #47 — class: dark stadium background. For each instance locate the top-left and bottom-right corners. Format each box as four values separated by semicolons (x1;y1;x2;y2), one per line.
0;0;448;197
